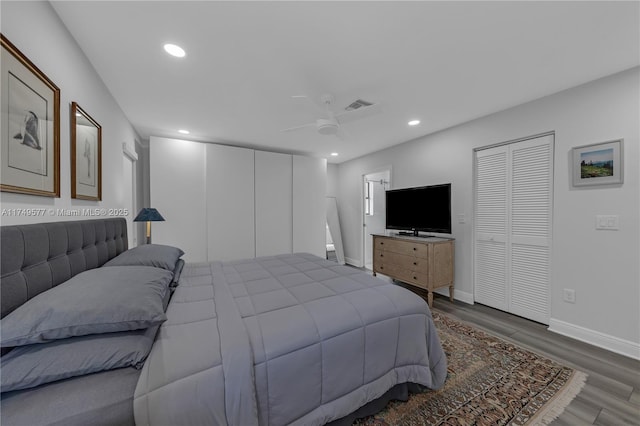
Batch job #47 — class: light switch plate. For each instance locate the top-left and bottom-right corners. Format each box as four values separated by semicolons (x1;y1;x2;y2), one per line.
596;215;619;230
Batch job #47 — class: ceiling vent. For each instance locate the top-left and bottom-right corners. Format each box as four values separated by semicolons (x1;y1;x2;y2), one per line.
345;99;374;111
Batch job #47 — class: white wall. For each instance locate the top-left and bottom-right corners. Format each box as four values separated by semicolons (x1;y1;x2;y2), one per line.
0;1;140;229
337;68;639;357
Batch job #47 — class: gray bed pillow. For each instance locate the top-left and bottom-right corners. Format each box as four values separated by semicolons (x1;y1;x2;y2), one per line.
1;324;159;393
171;258;185;287
103;244;184;271
1;266;172;347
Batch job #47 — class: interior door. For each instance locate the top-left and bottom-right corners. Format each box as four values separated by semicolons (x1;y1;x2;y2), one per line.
508;136;554;323
474;145;509;311
474;134;554;324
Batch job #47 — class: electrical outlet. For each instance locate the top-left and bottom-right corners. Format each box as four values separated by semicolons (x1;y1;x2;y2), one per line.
563;289;576;303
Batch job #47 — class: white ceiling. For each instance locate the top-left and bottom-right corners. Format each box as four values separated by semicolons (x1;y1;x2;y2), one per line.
51;1;639;163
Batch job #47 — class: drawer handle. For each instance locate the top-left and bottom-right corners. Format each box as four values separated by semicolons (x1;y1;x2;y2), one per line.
413;262;417;265
413;276;417;280
413;247;417;251
380;266;384;270
380;242;384;245
380;254;384;257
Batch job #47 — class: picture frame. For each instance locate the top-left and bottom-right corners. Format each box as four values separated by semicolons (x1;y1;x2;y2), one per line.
71;102;102;201
572;139;623;187
1;34;60;197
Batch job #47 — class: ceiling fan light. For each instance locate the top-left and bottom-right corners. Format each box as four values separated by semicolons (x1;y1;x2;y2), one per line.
408;119;420;126
317;119;339;135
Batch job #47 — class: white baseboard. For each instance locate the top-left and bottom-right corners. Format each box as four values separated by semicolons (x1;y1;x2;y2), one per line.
434;287;474;305
548;318;640;360
345;257;362;268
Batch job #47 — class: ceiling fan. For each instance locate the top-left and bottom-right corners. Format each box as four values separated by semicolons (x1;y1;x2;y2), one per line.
281;94;381;136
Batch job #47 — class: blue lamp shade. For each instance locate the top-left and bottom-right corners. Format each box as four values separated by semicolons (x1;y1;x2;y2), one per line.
134;208;164;244
134;208;165;222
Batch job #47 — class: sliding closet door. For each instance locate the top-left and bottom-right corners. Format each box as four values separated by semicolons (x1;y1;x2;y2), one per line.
207;144;255;262
292;155;327;258
255;151;292;257
474;134;554;324
150;137;207;262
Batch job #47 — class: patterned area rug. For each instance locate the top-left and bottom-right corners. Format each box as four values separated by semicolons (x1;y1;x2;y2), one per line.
355;311;587;425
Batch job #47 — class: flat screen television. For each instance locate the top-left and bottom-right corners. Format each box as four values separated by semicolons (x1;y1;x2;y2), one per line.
385;183;451;235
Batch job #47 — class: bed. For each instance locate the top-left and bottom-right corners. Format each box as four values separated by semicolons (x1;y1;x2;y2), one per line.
1;218;447;425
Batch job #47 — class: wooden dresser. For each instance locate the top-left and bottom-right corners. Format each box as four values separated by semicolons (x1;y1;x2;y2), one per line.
372;234;454;307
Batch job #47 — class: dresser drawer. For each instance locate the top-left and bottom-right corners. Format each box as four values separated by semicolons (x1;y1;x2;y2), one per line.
374;262;428;289
375;237;429;259
374;250;429;273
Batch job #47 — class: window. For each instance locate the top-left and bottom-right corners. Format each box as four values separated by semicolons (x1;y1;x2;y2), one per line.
365;181;374;216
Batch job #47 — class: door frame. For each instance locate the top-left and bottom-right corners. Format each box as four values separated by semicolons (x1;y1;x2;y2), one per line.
122;142;139;248
361;166;392;268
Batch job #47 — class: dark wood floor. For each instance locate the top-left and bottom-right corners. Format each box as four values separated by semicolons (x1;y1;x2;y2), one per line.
427;294;640;426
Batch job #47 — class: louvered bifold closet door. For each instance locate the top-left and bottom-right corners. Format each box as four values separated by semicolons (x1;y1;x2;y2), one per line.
509;135;553;324
474;145;509;311
474;134;554;324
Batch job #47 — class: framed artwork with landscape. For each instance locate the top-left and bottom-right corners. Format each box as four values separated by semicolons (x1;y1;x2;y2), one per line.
1;34;60;197
572;139;623;187
71;102;102;201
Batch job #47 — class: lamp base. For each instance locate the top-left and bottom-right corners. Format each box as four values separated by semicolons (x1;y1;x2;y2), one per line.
146;221;151;244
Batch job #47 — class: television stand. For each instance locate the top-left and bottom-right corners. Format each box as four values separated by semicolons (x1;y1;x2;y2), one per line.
372;234;454;308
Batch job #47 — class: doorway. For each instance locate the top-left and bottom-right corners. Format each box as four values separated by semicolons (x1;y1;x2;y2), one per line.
123;143;138;247
363;170;390;270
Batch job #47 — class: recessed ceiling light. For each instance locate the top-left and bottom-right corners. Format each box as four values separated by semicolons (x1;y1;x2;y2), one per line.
164;43;186;58
408;120;420;126
330;152;339;157
178;129;190;135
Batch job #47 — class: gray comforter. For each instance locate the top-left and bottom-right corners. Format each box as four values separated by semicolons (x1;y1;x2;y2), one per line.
134;253;447;426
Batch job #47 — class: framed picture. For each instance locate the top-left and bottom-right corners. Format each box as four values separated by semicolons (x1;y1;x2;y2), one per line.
1;34;60;197
572;139;624;187
71;102;102;201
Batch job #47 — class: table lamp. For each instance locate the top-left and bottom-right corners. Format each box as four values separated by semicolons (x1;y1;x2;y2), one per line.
134;208;165;244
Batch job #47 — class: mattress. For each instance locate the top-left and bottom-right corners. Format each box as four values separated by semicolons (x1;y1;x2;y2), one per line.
1;367;140;426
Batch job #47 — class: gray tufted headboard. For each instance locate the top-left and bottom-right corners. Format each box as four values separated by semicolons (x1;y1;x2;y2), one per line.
1;218;128;319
